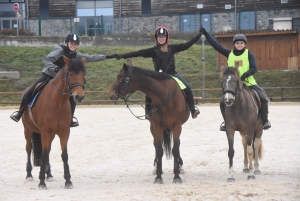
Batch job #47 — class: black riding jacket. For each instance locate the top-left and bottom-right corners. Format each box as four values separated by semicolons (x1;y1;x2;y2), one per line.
121;34;201;75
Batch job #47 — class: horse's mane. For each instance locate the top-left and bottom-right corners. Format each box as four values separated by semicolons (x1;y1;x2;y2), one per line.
220;66;238;78
130;66;172;80
68;58;86;74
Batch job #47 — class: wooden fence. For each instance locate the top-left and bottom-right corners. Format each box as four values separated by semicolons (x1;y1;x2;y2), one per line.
0;87;299;105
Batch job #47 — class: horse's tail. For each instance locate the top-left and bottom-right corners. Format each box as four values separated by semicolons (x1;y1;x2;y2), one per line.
163;129;172;159
252;137;264;160
32;132;42;166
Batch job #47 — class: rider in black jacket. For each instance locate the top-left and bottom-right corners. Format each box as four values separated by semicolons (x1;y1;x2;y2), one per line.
10;33;118;127
116;26;202;119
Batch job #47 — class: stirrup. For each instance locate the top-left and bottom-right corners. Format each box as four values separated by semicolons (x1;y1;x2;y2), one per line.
10;111;21;122
70;117;79;127
220;122;226;132
192;108;200;119
263;121;271;130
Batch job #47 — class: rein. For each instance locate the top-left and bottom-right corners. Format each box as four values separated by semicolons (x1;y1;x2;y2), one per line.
52;71;85;96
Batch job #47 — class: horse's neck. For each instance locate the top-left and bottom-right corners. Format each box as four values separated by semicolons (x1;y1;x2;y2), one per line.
50;69;70;102
132;74;170;103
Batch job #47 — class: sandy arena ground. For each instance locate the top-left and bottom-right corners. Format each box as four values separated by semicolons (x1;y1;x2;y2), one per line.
0;103;299;201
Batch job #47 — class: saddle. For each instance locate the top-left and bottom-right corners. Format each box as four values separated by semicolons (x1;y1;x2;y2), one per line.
23;78;51;107
248;88;261;109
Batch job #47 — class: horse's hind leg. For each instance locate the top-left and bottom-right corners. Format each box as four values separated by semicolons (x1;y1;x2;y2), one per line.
253;137;262;175
24;129;33;181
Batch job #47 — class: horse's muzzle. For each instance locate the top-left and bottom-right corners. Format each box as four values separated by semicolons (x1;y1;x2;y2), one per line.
74;94;85;103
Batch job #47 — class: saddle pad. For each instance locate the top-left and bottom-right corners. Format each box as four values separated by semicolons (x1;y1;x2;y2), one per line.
28;91;41;107
171;76;186;90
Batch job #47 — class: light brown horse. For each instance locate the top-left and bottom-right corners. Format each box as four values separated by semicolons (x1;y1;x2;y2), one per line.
22;56;86;189
220;63;263;182
108;61;190;184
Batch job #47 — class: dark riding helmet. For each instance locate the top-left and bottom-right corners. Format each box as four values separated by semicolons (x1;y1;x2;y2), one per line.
65;33;80;45
233;34;247;44
154;26;170;45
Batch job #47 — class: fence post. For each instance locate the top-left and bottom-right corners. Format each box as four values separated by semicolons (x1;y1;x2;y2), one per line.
281;87;284;101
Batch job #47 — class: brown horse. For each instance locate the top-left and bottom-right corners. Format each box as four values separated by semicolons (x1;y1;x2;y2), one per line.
220;63;263;182
22;56;86;189
108;61;190;184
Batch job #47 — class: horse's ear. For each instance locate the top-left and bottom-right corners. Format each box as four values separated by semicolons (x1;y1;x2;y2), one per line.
81;57;87;64
123;63;129;72
126;59;132;67
220;63;226;70
235;62;240;69
63;55;71;66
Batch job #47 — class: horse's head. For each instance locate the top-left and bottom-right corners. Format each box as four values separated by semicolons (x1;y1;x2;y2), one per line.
63;56;86;103
220;63;243;106
108;60;133;101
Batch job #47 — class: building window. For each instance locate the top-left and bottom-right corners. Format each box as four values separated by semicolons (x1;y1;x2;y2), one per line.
40;0;49;18
142;0;151;15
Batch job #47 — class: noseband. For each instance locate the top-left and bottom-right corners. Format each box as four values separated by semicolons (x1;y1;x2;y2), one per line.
221;76;242;97
53;70;86;95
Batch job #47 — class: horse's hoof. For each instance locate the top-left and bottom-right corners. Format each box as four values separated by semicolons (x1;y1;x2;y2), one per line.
254;170;261;175
227;177;235;182
65;183;73;189
46;176;54;182
26;176;33;181
173;178;182;184
38;184;47;190
243;168;249;173
153;178;163;184
247;175;255;180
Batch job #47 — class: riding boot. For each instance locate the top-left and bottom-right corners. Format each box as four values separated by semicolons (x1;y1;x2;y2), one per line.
261;103;271;130
145;95;152;119
69;96;79;127
10;96;29;122
184;88;200;119
219;99;226;131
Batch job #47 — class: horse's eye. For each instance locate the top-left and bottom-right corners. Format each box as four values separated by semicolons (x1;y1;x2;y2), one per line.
69;73;73;76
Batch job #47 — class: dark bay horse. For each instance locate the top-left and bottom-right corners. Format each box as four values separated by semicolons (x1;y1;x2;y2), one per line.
220;63;263;182
108;61;190;184
22;56;86;189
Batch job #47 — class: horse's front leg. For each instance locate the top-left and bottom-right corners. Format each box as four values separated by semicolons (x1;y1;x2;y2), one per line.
46;136;55;182
246;133;256;180
58;130;73;189
172;126;182;184
226;130;235;182
241;134;249;173
153;138;163;184
24;128;33;181
38;147;49;189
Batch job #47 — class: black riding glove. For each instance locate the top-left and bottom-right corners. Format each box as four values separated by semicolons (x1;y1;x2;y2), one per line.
199;27;207;35
106;54;119;59
116;54;123;60
241;73;249;81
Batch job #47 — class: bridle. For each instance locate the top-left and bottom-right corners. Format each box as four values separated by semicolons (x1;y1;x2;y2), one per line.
221;74;243;97
112;67;177;120
52;70;86;95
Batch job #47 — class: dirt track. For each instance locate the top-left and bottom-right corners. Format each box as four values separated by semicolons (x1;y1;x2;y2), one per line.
0;103;299;201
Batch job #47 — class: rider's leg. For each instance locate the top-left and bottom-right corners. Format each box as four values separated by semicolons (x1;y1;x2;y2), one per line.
251;85;271;130
145;95;152;119
173;74;200;119
220;97;226;131
69;96;79;127
10;73;51;122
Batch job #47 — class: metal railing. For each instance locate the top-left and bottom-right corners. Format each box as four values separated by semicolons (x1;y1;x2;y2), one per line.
0;87;299;105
